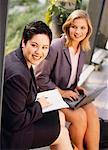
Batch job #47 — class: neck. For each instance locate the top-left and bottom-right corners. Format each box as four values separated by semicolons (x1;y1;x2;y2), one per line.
69;41;80;54
72;40;79;48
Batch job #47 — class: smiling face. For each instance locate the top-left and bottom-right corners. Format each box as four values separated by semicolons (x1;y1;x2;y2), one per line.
22;34;50;68
69;18;88;44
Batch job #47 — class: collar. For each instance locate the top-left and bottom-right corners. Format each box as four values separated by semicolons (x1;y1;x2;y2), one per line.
16;47;37;92
15;47;29;69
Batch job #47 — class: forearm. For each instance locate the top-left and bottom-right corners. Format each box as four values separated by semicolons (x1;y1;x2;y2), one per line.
56;87;65;97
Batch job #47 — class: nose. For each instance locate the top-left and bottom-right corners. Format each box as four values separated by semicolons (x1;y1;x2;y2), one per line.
35;48;44;56
75;28;81;34
35;47;44;55
35;47;40;52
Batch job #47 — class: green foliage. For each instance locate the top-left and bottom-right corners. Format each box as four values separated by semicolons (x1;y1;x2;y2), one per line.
9;0;38;8
45;0;82;25
6;1;47;54
45;0;71;25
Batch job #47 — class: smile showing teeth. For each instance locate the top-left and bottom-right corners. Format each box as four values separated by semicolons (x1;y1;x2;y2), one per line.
33;55;41;60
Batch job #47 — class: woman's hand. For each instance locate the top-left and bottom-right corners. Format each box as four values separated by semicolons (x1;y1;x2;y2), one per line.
38;96;52;108
57;88;79;101
76;86;87;94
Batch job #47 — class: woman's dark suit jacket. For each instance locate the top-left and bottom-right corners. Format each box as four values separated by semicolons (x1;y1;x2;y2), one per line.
1;48;60;149
36;36;86;91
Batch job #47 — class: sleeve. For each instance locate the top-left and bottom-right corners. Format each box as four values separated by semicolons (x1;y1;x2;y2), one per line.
4;74;43;131
35;45;58;91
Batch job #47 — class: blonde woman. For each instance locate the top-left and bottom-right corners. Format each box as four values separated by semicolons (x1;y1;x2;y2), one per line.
36;10;100;150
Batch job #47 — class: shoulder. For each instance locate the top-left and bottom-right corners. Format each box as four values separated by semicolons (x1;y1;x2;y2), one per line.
51;36;65;50
80;47;87;56
5;50;30;81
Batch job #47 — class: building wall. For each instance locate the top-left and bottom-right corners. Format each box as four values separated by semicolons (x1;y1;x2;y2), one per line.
96;0;108;48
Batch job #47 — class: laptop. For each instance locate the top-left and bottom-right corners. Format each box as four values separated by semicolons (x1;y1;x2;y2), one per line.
64;86;106;110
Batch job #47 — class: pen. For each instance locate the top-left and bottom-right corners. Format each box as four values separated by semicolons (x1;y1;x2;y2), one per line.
44;97;48;99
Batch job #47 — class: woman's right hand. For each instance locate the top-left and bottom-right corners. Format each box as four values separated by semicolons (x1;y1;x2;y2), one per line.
38;96;52;108
58;88;79;101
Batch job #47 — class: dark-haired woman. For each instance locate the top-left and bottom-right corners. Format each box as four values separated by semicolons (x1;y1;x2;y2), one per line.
1;21;73;150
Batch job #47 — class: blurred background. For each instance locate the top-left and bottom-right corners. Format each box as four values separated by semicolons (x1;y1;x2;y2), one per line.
5;0;108;63
0;0;108;149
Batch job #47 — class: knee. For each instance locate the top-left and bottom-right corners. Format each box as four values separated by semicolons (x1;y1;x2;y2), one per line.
84;103;99;118
73;109;87;126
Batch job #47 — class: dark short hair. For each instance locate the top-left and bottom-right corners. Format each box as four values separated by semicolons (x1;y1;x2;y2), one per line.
21;20;52;47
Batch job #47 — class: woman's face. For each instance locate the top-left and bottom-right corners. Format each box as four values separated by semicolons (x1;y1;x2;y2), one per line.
22;34;50;68
69;18;88;43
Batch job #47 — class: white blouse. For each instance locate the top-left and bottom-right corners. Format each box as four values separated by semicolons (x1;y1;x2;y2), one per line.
67;47;80;88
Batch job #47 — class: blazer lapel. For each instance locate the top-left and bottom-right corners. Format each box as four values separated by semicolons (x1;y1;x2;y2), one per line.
30;67;37;93
63;47;71;66
61;36;71;66
76;50;85;82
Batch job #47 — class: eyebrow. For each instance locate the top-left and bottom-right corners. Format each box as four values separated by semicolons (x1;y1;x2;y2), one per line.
31;41;49;47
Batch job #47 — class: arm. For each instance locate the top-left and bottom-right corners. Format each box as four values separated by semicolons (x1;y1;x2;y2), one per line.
36;46;58;91
36;39;79;100
4;74;43;131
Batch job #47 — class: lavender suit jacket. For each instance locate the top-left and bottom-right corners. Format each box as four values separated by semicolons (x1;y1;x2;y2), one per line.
36;36;86;91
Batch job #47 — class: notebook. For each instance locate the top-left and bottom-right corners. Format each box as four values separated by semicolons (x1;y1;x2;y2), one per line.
36;89;69;113
64;86;106;110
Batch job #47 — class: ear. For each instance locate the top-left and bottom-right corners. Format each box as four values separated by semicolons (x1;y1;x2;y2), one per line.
22;39;25;48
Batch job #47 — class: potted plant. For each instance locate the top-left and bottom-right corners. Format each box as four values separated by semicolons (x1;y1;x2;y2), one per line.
46;0;72;25
45;0;81;38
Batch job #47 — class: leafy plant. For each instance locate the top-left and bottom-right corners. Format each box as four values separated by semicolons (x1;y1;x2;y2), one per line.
45;0;72;25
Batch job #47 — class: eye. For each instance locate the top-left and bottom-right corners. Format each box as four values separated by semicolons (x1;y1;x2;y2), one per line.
31;44;36;47
31;43;38;49
42;46;49;50
81;26;86;30
70;25;77;29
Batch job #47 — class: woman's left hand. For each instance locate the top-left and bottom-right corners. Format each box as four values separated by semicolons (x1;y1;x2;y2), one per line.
75;86;87;94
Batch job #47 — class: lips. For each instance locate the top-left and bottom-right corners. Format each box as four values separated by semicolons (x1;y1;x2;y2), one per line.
74;34;82;38
32;54;42;60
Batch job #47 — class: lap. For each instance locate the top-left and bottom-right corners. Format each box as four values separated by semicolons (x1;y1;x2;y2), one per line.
61;103;97;123
31;110;60;148
82;102;96;110
82;103;99;118
61;107;87;122
2;110;60;149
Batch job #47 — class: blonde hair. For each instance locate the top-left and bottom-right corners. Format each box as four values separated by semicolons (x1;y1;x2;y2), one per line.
62;9;93;51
